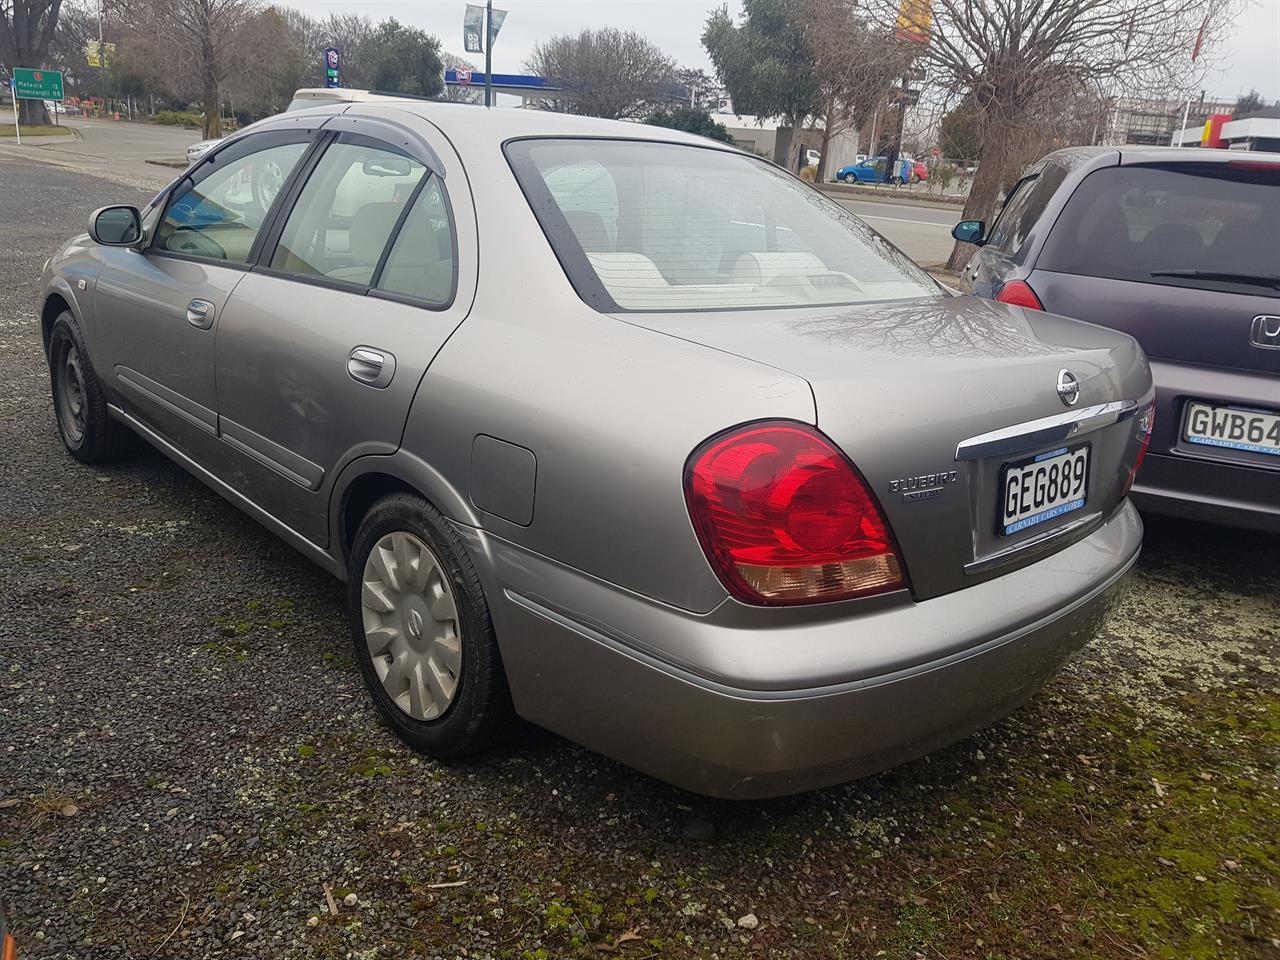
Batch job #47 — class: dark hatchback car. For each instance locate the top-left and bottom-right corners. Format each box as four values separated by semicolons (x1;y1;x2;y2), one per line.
954;147;1279;532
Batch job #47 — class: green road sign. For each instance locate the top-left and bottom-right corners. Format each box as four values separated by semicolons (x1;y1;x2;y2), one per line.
13;67;64;101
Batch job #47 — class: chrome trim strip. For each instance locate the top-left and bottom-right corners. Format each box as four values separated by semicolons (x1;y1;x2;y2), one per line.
964;510;1103;575
955;400;1138;462
218;416;325;491
113;365;218;435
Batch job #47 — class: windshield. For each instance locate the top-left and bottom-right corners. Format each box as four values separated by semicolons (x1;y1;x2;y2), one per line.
506;138;939;312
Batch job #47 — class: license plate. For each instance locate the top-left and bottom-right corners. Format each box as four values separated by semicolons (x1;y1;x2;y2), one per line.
1184;402;1280;457
999;444;1090;536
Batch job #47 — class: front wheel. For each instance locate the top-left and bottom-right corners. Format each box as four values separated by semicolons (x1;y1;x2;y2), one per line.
348;493;514;759
843;173;856;184
47;311;129;463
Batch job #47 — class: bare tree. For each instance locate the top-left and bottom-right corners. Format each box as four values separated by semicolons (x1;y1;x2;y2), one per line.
305;12;369;88
525;27;676;120
867;0;1240;268
225;5;304;118
440;49;481;104
122;0;261;137
0;0;62;124
801;0;908;181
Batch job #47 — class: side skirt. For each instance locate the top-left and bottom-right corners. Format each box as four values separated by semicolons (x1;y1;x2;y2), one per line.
107;403;346;581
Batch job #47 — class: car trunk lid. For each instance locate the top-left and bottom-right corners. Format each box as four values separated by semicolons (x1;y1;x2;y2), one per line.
1031;272;1280;376
619;295;1152;600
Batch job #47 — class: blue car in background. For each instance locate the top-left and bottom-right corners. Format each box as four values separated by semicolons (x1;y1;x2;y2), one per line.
834;157;913;185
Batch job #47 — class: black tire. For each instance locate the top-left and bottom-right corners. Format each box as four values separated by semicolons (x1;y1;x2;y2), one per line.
348;492;514;759
843;173;856;184
47;311;129;463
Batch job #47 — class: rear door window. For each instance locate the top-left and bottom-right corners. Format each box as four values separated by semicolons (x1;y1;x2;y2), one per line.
375;177;456;306
1036;163;1280;296
985;164;1066;261
269;135;427;287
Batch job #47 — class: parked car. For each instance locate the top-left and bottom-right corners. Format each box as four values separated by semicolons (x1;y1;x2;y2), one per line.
912;159;929;183
835;156;913;185
186;87;419;165
41;103;1153;798
954;146;1279;532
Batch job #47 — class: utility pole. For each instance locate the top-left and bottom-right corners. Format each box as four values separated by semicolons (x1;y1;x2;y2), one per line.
484;0;492;109
97;0;105;117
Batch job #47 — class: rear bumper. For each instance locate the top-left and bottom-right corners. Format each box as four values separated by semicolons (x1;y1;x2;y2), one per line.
464;502;1142;799
1132;359;1279;533
1131;452;1280;532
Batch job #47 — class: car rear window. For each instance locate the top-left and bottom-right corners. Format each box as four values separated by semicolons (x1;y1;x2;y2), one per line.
1036;162;1280;296
506;138;939;312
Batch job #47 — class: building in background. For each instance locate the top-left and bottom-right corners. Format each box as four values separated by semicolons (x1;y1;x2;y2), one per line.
1104;95;1238;146
1173;106;1280;151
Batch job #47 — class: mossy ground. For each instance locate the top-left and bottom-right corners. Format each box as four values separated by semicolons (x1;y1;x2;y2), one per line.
209;520;1280;958
4;499;1276;960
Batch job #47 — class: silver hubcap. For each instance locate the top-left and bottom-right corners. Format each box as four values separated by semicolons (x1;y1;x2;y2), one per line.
57;343;87;443
360;531;462;721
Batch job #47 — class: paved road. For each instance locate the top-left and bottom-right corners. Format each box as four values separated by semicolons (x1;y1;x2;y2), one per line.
834;196;962;266
0;116;190;186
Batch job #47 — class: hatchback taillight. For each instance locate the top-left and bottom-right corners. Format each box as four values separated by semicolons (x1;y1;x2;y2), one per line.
995;279;1043;310
684;422;907;605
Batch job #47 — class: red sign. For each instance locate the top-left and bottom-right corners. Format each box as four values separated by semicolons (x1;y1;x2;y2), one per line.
456;68;472;86
1201;113;1231;149
931;146;941;157
33;71;42;81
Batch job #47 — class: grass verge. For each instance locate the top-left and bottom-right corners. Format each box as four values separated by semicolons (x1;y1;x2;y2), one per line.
0;123;74;138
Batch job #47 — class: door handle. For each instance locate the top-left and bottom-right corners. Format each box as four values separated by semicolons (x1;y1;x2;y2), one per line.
186;299;215;329
347;346;396;388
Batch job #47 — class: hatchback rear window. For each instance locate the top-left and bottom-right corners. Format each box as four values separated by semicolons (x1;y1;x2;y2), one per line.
1037;162;1280;296
506;138;938;312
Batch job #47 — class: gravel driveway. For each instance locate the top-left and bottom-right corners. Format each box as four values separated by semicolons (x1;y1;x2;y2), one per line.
1;158;1276;960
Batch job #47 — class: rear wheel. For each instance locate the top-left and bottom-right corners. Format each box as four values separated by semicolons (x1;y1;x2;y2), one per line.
47;311;128;463
348;493;514;758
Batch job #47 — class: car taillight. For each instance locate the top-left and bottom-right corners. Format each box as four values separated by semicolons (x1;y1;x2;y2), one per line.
994;280;1043;310
1122;405;1155;496
684;422;907;605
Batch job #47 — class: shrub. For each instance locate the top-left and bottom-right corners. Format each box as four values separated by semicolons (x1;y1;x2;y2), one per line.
149;110;202;127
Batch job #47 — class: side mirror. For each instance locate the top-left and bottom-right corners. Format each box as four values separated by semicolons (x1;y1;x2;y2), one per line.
952;219;986;245
88;205;142;246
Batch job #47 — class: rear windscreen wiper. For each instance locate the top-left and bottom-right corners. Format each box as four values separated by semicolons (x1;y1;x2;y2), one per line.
1151;269;1280;290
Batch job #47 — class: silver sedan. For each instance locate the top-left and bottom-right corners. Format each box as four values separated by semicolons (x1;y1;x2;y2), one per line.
38;102;1154;798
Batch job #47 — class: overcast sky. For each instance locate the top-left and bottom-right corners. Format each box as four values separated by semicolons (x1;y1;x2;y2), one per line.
286;0;1279;103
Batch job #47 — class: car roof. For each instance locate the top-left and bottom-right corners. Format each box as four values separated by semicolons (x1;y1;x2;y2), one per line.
345;100;744;154
291;87;435;103
1039;144;1280;168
